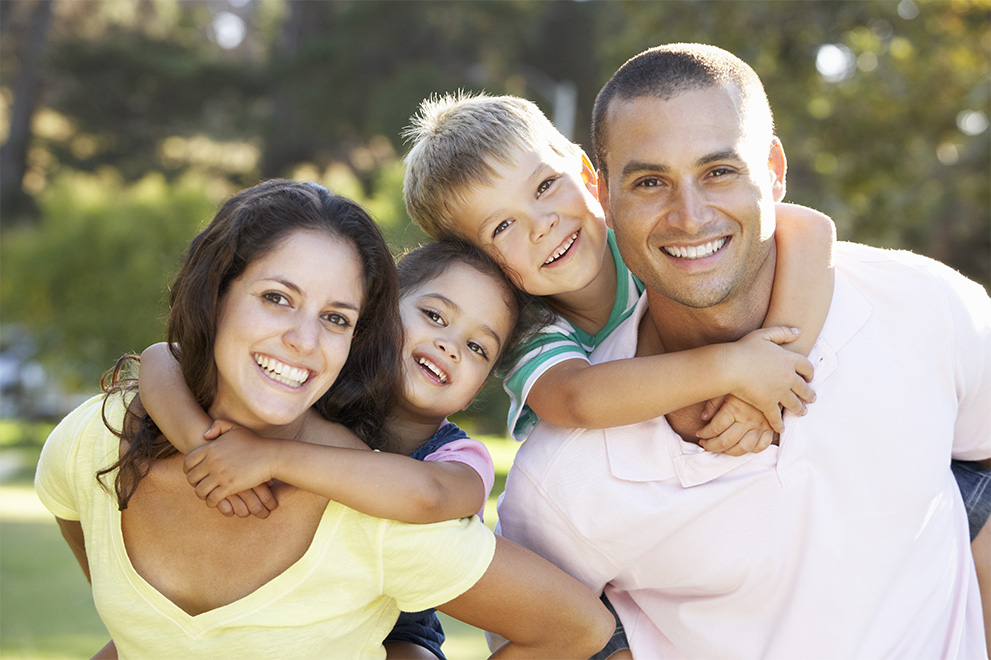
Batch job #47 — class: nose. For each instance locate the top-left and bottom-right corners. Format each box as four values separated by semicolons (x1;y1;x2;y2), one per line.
529;210;559;243
435;335;460;362
284;316;320;354
667;182;710;233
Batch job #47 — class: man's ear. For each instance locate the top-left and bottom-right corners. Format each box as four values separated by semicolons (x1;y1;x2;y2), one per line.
768;137;787;202
597;169;614;230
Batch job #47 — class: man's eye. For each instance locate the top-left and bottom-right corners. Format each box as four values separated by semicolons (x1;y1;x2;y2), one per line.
708;167;735;179
467;341;489;360
492;220;512;238
636;177;662;188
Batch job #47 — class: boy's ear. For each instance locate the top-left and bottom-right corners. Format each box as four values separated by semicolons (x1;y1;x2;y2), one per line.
580;151;599;199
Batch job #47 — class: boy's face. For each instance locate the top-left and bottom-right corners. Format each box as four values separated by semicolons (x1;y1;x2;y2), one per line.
398;262;515;422
449;144;609;297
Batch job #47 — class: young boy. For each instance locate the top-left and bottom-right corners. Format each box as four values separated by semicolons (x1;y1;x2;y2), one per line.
403;92;831;449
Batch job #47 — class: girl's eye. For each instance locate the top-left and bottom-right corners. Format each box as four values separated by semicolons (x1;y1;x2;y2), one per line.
421;308;445;325
492;219;512;238
467;340;489;360
324;312;351;328
262;292;290;306
536;177;555;196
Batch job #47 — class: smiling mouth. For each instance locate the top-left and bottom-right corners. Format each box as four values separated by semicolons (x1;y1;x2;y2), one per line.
544;231;579;265
255;354;309;387
416;356;449;384
662;238;728;260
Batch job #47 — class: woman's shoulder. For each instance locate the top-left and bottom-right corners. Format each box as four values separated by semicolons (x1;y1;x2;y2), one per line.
303;412;370;451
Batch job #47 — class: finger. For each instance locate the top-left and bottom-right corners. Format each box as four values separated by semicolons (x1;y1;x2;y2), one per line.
779;392;807;418
759;326;802;346
183;451;202;474
725;429;761;457
761;403;785;433
194;477;217;502
237;489;270;519
253;484;279;512
793;380;816;404
701;397;723;421
697;406;735;439
701;423;746;453
203;420;225;441
754;430;775;453
227;495;251;519
216;499;235;517
795;356;815;382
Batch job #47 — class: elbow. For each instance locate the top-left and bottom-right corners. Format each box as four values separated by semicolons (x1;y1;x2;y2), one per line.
539;389;600;430
556;601;616;659
405;479;452;523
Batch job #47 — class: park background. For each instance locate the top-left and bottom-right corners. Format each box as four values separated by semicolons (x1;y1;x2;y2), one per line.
0;0;988;658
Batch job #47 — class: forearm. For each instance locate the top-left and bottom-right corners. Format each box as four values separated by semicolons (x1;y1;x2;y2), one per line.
275;443;484;523
767;203;836;356
529;348;735;429
138;342;212;454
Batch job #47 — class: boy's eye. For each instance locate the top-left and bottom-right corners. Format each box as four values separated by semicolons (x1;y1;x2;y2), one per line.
492;219;513;238
536;177;556;196
467;340;489;360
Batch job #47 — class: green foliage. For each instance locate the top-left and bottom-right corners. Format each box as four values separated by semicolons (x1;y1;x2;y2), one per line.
0;171;217;389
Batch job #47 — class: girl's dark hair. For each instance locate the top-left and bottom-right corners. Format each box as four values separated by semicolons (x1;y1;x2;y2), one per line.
396;239;547;376
99;180;403;508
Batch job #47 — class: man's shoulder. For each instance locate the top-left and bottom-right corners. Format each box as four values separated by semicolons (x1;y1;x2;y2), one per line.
835;242;987;300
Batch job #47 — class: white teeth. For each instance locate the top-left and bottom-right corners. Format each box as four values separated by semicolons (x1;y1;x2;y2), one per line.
417;356;448;383
544;232;579;265
662;238;727;259
255;355;309;387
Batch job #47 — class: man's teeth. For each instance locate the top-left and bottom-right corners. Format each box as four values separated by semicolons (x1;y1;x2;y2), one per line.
255;355;309;387
663;238;727;259
417;356;448;383
544;232;579;265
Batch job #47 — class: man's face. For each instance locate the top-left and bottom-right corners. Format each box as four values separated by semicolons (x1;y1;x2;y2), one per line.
598;85;785;310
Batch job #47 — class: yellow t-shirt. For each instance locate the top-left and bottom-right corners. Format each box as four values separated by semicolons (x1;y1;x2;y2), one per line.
36;394;496;659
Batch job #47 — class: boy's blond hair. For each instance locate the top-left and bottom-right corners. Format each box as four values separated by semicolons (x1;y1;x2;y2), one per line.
402;91;581;240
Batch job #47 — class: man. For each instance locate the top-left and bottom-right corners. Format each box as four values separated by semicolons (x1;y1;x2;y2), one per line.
496;43;990;658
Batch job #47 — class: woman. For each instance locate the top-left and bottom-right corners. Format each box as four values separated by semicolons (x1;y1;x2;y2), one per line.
35;180;612;659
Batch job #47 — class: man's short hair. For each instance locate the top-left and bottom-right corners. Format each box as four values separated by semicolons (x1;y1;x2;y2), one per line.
402;92;580;240
592;43;774;177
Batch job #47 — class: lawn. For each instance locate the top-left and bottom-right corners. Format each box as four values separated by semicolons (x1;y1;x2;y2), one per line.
0;423;520;660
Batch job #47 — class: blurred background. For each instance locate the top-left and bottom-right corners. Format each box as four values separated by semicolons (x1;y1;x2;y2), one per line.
0;0;988;657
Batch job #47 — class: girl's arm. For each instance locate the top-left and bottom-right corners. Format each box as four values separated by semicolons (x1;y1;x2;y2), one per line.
139;342;276;518
768;202;836;356
437;536;614;659
184;419;487;523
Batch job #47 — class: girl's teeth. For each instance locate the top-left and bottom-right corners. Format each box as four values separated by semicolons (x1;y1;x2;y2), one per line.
663;238;727;259
255;355;309;387
545;232;579;265
417;357;448;383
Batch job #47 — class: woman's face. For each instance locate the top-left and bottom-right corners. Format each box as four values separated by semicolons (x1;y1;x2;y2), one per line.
211;229;365;433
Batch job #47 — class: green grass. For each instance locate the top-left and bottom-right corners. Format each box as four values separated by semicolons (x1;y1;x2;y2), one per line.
0;427;521;659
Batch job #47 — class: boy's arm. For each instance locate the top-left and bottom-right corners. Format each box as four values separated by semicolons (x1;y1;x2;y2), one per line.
527;326;813;432
139;343;276;518
766;203;836;356
185;420;487;523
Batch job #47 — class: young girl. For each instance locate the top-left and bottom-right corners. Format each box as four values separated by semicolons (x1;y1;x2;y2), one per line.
138;239;540;659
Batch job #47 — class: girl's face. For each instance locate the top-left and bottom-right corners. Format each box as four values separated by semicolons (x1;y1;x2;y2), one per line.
211;229;364;434
398;262;515;422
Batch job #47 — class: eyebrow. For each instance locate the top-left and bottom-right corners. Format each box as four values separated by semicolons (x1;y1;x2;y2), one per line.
422;293;504;353
620;149;743;178
268;278;361;312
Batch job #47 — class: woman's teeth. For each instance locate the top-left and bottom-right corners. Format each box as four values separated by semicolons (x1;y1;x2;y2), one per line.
417;356;448;383
663;238;727;259
255;355;309;387
544;232;579;265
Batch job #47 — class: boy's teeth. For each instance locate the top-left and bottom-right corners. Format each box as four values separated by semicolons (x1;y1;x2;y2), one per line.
544;232;579;265
662;238;727;259
255;355;309;387
417;356;448;383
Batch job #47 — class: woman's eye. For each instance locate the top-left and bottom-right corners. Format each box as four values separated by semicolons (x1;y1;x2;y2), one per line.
536;178;555;196
262;292;290;306
492;219;512;238
324;313;351;328
467;341;489;360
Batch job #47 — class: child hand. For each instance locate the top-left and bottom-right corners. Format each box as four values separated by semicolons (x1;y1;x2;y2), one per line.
697;395;776;456
729;326;815;432
200;420;278;519
184;427;279;514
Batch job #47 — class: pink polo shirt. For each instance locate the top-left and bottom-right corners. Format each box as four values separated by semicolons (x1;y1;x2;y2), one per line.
497;243;990;659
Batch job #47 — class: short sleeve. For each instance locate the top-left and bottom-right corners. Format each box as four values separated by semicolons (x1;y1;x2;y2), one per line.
380;516;496;613
945;266;991;460
503;319;590;442
423;438;495;516
35;394;106;521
